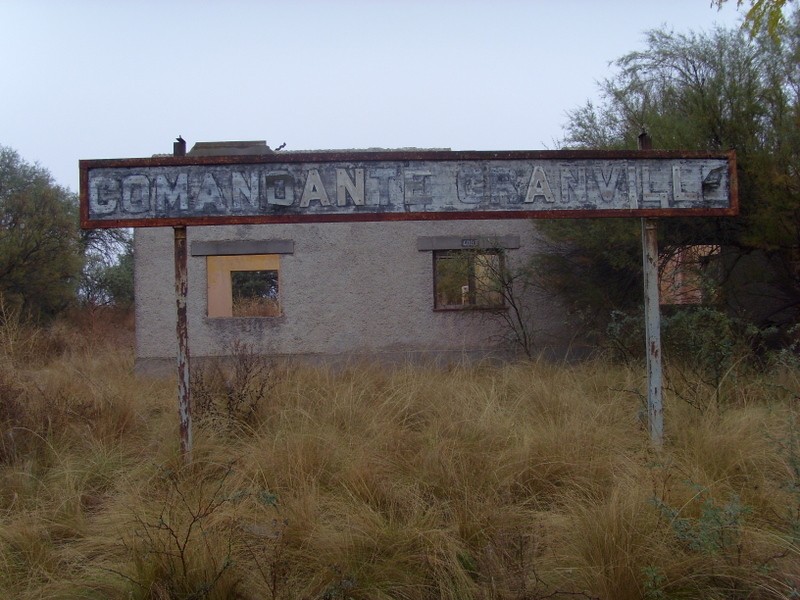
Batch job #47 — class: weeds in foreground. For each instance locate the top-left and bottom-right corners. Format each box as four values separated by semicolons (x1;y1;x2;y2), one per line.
190;341;276;436
114;463;282;599
1;310;799;598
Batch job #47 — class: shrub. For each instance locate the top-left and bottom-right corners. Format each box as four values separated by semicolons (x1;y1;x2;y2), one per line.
190;341;277;436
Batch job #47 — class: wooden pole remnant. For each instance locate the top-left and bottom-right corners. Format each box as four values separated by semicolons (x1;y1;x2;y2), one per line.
638;130;664;448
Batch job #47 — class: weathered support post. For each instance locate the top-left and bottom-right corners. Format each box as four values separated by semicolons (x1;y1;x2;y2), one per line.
639;131;664;448
173;136;192;463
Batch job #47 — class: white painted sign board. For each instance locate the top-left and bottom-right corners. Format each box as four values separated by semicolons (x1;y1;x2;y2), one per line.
80;150;737;228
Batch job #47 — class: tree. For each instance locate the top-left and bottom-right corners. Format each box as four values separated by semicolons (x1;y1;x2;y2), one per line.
0;146;83;319
79;230;134;308
545;10;800;336
713;0;796;38
479;250;542;358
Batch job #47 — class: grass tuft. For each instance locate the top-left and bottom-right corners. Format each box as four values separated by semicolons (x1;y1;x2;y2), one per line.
1;308;799;598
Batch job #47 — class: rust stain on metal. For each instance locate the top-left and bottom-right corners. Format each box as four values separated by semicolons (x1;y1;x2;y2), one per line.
642;216;664;449
174;225;192;462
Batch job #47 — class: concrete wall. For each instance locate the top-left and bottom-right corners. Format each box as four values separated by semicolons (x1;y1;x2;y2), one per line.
134;219;570;373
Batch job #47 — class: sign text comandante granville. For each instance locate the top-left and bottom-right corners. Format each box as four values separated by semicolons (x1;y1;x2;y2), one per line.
80;150;737;228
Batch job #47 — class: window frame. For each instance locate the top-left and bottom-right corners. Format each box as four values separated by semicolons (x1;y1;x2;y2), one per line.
432;248;507;311
659;244;721;306
206;254;281;318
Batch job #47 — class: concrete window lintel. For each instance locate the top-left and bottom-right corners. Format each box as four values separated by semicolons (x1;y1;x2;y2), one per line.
416;235;520;252
191;239;294;256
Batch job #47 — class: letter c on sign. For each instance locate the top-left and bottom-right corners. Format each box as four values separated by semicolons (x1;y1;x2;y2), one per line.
89;176;120;215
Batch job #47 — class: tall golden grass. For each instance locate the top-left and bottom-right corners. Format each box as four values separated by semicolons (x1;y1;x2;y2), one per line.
0;305;798;599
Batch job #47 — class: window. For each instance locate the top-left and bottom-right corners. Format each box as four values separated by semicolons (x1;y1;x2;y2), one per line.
660;245;720;305
434;249;505;309
207;254;280;317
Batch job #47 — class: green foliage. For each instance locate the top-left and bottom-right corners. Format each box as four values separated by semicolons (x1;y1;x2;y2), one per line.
547;11;800;338
661;306;754;381
713;0;795;39
80;230;134;308
0;146;83;319
535;219;643;328
0;145;132;314
641;565;667;600
231;270;278;301
657;487;751;556
101;239;134;306
650;486;759;597
607;306;761;410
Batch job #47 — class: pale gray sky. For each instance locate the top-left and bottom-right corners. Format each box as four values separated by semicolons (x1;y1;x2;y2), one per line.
1;0;744;193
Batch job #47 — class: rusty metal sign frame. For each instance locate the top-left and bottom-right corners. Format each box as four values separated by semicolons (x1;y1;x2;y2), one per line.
80;149;738;229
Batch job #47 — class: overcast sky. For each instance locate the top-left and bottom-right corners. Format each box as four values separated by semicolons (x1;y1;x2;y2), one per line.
1;1;744;193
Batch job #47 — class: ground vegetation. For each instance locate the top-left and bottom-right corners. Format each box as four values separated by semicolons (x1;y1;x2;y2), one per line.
0;310;798;599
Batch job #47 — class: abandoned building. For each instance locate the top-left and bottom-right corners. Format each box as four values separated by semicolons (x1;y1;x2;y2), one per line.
123;140;735;373
133;141;572;373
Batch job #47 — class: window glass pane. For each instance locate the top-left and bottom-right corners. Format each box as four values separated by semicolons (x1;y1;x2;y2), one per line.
660;245;720;305
231;270;280;317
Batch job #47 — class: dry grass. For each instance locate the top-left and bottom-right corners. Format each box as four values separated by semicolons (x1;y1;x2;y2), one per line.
1;309;799;599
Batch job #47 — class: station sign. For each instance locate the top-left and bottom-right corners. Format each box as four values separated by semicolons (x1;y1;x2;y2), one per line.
80;149;737;228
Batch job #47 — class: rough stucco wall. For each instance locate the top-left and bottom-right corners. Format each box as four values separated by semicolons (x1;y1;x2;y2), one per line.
134;220;570;371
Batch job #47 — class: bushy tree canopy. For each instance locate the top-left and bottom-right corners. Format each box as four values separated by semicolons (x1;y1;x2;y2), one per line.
0;146;83;319
79;230;134;308
544;10;800;332
713;0;795;38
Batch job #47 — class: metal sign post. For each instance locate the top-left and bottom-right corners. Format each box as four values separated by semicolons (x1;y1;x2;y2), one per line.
174;225;191;462
172;137;192;463
641;217;664;447
638;131;664;449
